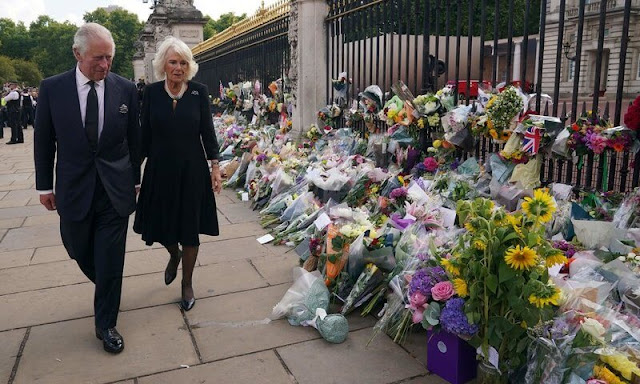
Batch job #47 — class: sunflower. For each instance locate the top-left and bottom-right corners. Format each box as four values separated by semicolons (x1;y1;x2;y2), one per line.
453;278;468;297
464;221;476;233
473;239;487;251
594;365;625;384
500;130;511;141
545;251;568;268
489;128;498;139
504;245;538;270
521;189;556;223
441;258;460;277
528;287;561;308
506;214;523;238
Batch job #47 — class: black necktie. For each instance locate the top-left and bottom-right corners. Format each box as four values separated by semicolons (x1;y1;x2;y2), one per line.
86;80;99;148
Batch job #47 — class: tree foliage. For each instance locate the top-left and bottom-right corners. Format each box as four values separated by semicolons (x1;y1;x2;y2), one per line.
0;6;143;82
203;12;247;41
0;55;17;85
11;58;43;85
84;7;144;79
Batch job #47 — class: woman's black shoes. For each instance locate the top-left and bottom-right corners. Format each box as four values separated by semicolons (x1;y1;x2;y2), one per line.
180;282;195;311
164;251;181;285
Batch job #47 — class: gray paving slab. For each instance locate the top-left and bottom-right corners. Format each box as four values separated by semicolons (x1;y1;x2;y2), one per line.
0;198;30;209
13;305;198;384
187;284;318;362
3;188;38;201
122;248;174;277
0;283;93;331
138;350;296;384
403;327;429;369
0;205;53;221
31;245;69;265
197;237;271;265
217;203;260;224
0;260;86;296
402;374;451;384
0;217;23;230
200;221;266;243
277;328;428;384
0;248;33;269
0;222;61;251
250;252;299;286
0;329;25;384
120;259;268;311
22;212;60;227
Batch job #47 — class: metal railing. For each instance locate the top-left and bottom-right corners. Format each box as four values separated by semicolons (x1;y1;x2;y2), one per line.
326;0;639;192
192;0;291;94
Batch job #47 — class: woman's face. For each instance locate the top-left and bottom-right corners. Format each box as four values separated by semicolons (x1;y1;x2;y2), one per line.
164;50;189;84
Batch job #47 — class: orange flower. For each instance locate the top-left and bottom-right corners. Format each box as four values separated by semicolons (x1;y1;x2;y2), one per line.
572;123;580;132
613;142;625;152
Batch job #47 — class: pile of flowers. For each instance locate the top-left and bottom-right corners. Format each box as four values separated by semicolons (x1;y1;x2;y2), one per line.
485;86;524;142
567;112;635;156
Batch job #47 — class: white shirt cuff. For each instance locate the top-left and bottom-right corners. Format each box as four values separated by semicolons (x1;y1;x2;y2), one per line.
38;190;54;195
135;184;141;188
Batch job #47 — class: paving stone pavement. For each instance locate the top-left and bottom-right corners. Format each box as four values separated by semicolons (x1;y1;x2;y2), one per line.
0;129;448;384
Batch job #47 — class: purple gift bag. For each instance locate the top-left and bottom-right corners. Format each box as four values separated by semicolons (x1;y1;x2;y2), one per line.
426;330;477;384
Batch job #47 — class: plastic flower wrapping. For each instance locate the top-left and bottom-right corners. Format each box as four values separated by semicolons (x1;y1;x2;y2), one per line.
213;75;640;383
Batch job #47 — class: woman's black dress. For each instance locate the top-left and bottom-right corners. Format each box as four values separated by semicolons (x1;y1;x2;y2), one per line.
133;80;220;246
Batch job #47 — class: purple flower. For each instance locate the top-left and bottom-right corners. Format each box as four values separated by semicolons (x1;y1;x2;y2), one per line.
256;153;267;162
409;267;447;298
585;132;608;154
440;298;478;337
390;187;408;200
450;159;461;170
390;213;415;230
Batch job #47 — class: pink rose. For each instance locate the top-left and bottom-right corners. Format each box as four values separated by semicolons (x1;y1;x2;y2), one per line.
423;157;439;173
431;281;454;301
410;291;428;308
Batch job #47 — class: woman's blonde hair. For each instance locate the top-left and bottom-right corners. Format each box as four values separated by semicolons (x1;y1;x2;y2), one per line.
153;36;199;81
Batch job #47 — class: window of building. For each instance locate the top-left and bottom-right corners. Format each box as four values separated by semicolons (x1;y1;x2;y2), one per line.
569;60;576;81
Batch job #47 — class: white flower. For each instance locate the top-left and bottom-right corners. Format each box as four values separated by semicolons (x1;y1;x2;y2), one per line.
581;318;606;344
635;255;640;261
628;252;637;259
619;256;628;262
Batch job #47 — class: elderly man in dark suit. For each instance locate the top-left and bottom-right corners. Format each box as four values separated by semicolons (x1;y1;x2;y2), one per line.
34;23;140;354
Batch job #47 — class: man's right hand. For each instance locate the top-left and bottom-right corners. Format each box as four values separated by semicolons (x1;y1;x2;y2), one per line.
40;193;57;211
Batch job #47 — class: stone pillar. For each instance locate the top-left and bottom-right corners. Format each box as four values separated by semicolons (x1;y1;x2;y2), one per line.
289;0;328;138
133;59;145;81
513;41;522;82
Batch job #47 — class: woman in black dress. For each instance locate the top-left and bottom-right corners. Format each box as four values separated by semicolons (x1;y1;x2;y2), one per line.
134;36;222;311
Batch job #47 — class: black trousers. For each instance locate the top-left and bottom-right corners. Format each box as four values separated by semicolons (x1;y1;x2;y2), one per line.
60;175;128;329
21;106;34;128
8;110;21;142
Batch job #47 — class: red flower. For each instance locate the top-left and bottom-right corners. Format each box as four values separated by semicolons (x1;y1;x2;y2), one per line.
624;95;640;131
571;123;580;132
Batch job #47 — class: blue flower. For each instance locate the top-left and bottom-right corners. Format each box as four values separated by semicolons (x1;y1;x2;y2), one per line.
440;298;478;337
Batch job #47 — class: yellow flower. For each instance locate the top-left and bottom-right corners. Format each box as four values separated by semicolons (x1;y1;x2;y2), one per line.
453;278;468;297
464;222;476;233
500;131;511;141
433;139;442;148
489;128;498;139
521;189;556;223
441;259;460;277
594;365;625;384
528;287;561;308
545;251;568;268
473;239;487;251
504;245;538;270
600;354;640;381
417;119;425;129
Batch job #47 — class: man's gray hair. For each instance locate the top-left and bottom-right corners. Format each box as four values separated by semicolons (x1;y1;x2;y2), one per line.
153;36;199;81
73;23;115;56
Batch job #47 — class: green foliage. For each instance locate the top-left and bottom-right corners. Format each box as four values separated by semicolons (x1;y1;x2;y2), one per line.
11;58;42;86
203;12;247;41
84;8;144;79
0;55;17;84
29;16;78;78
0;19;32;60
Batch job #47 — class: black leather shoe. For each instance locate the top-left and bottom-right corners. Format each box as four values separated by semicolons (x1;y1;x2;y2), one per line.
180;283;195;311
95;327;124;354
164;250;181;285
6;141;16;145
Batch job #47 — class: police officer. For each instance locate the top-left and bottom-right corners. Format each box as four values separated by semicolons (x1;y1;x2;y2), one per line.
21;87;35;128
1;81;23;144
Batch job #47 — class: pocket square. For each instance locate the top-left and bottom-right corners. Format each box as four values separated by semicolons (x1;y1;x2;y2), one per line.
191;90;199;96
119;104;128;114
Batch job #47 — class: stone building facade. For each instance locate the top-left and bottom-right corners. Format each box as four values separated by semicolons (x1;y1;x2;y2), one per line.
133;0;207;83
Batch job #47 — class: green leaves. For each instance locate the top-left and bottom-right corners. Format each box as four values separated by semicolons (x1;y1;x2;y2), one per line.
498;260;516;283
422;302;441;327
487;274;498;294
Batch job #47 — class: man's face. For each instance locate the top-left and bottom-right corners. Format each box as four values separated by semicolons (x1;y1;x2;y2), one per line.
74;37;114;81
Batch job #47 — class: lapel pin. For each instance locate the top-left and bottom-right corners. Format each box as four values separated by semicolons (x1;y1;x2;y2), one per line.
119;104;128;114
191;90;199;96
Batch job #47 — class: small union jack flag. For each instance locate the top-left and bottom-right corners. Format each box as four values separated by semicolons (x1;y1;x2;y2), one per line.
522;125;544;155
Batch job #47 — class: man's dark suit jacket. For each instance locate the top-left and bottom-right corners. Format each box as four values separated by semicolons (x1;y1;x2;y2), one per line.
34;69;141;221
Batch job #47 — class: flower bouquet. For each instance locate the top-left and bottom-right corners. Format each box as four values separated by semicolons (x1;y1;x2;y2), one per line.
448;190;565;376
485;86;524;143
